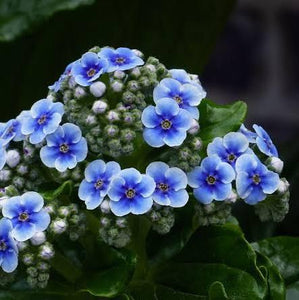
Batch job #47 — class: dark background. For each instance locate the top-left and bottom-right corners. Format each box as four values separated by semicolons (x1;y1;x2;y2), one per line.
0;0;298;238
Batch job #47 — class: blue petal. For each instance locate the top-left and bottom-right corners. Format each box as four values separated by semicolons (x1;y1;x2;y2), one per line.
136;175;155;197
244;187;266;205
216;162;235;183
239;124;257;143
155;98;180;118
153;83;171;102
261;171;279;194
130;195;153;215
98;47;115;60
74;74;90;87
235;154;258;174
45;126;64;146
105;161;121;179
12;222;36;241
85;196;104;210
172;109;192;130
121;168;142;187
81;52;99;68
79;180;97;200
223;132;249;154
29;128;46;144
187;167;205;188
2;197;21;219
253;124;278;157
30;210;50;232
0;147;6;170
153;190;170;205
168;189;189;207
143;128;165;147
163;128;187;147
193;185;214;204
21;116;36;135
1;250;18;273
146;161;169;182
183;106;199;120
70;138;88;162
62;123;82;144
165;167;188;190
85;160;107;182
40;146;59;168
42;113;62;135
201;155;221;173
31;99;52;119
55;154;77;172
141;106;161;128
0;219;13;236
236;172;253;198
169;69;191;84
109;198;131;216
207;137;227;160
214;182;232;201
180;83;202;106
52;101;64;116
22;192;44;213
108;177;126;201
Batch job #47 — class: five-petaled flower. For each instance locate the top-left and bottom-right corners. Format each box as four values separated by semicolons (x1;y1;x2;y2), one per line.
188;155;235;204
108;168;155;216
153;78;203;119
0;218;18;273
72;52;108;86
253;124;278;157
142;98;192;147
99;47;144;72
146;161;189;207
207;132;253;169
20;99;64;144
2;192;50;242
235;154;279;205
0;119;23;145
40;123;88;172
79;159;121;209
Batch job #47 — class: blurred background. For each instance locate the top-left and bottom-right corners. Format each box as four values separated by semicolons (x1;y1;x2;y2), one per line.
0;0;298;238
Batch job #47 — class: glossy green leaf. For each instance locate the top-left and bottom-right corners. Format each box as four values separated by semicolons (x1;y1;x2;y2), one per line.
208;281;228;299
41;180;73;201
198;99;247;144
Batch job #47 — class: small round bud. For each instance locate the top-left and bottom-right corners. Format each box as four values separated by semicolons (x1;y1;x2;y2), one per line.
39;243;55;260
277;178;290;194
37;262;50;271
100;199;111;214
85;115;97;126
122;91;135;104
17;164;29;175
44;204;55;215
267;157;284;174
0;170;11;182
58;206;71;217
6;150;21;168
188;119;200;135
92;100;108;114
225;190;238;203
90;81;106;97
22;253;34;265
27;267;38;277
31;231;46;246
132;49;143;58
130;68;141;78
12;176;25;189
68;76;76;89
111;80;123;92
106;111;120;122
47;94;55;101
191;137;202;150
127;81;139;92
116;218;127;228
100;217;110;227
145;64;156;72
74;86;86;98
52;218;68;234
23;144;35;160
105;125;119;137
90;126;101;137
113;70;126;79
121;129;136;142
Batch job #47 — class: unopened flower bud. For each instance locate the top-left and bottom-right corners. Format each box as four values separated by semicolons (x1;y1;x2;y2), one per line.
39;243;54;260
31;231;46;246
107;111;120;122
17;164;28;175
100;199;110;214
52;218;67;234
6;150;20;168
188;119;200;135
277;178;290;194
131;68;141;78
0;170;11;182
85;115;97;126
74;86;86;98
111;81;123;92
22;253;34;265
90;81;106;97
92;100;108;114
113;70;126;79
267;157;284;174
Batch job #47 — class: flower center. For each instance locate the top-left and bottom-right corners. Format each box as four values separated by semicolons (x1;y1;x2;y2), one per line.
19;212;29;222
60;143;69;153
38;114;47;125
126;188;136;199
173;95;182;104
87;68;96;77
158;183;168;192
116;57;125;64
0;240;7;251
227;154;236;162
252;174;261;184
161;119;172;130
207;175;216;185
94;179;104;190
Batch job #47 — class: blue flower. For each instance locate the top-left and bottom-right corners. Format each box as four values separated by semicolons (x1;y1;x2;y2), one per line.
108;168;155;216
72;52;108;86
239;124;257;143
153;78;203;119
253;124;278;157
207;132;253;169
49;62;74;92
0;140;7;170
235;154;279;205
142;98;192;147
2;192;50;242
0;119;23;145
40;123;88;172
79;160;121;209
0;218;18;273
99;47;144;72
188;155;235;204
20;99;64;144
146;162;189;207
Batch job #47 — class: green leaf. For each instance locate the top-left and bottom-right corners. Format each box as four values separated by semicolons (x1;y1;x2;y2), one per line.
41;180;73;201
0;0;95;42
208;281;228;299
198;99;247;144
252;236;299;286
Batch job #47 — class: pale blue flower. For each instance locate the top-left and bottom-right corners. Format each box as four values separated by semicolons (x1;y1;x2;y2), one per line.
49;62;74;92
239;124;257;143
146;161;188;207
2;192;50;242
79;160;121;209
108;168;155;216
0;119;23;145
253;124;278;157
40;123;88;172
0;140;6;170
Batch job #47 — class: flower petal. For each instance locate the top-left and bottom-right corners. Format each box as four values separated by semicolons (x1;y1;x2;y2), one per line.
30;210;50;232
141;106;161;128
22;192;44;213
261;171;279;194
85;160;107;182
40;146;59;168
146;161;169;182
244;187;266;205
143;128;165;148
163;128;187;147
62;123;82;144
55;154;77;172
130;195;153;215
193;185;214;204
109;198;131;217
168;189;189;207
1;250;18;273
155;98;180;118
108;177;126;201
214;182;232;201
165;167;188;190
12;222;36;241
136;175;155;197
2;197;21;219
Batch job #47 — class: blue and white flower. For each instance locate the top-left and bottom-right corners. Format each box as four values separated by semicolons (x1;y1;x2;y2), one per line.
99;47;144;72
2;192;50;242
253;124;278;157
153;78;203;119
79;160;121;209
0;218;18;273
239;124;257;143
108;168;155;216
40;123;88;172
188;155;235;204
146;162;188;207
0;119;23;145
49;62;74;92
235;154;279;205
0;140;6;170
20;99;64;144
207;132;253;168
142;98;192;147
72;52;108;86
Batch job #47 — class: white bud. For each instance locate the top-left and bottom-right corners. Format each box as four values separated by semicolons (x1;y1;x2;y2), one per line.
17;164;29;175
68;76;76;89
52;219;67;234
74;86;86;98
6;150;20;168
92;100;108;114
116;218;127;228
90;81;106;97
107;111;120;122
113;70;126;79
130;68;141;77
0;170;11;181
145;64;156;72
17;241;28;251
85;115;97;126
267;157;284;174
47;94;55;101
44;204;55;215
188;119;200;135
39;243;55;260
30;231;46;246
100;199;110;214
225;190;238;203
277;178;290;194
111;81;123;92
100;217;110;227
132;49;143;57
22;253;34;265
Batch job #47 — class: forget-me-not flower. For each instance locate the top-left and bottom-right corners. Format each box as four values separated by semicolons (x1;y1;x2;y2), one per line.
235;154;279;205
253;124;278;157
142;98;192;147
99;47;144;72
108;168;155;216
72;52;108;86
0;140;6;170
79;160;121;209
49;62;74;92
153;78;203;119
0;218;18;273
2;192;50;242
207;132;253;169
239;124;257;143
188;155;235;204
0;119;23;145
146;161;189;207
40;123;88;172
20;99;64;144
